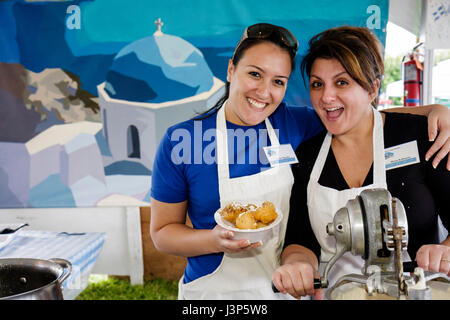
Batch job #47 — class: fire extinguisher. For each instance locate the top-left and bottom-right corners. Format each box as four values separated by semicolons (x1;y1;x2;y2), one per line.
402;43;423;107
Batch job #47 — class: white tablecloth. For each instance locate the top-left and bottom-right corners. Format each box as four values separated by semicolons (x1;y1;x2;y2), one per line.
0;230;106;299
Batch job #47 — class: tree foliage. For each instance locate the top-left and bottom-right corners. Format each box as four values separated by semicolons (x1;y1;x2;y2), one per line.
382;55;402;93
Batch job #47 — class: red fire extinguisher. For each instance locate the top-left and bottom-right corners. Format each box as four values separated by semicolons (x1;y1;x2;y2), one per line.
402;43;423;107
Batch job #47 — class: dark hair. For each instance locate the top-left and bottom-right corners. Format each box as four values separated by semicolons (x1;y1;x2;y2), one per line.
300;25;384;107
194;30;297;120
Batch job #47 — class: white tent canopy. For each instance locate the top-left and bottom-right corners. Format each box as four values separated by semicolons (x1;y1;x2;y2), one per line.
388;0;424;38
385;79;403;98
389;0;449;49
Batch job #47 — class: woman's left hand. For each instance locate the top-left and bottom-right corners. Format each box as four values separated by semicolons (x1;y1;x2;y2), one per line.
425;106;450;170
415;244;450;276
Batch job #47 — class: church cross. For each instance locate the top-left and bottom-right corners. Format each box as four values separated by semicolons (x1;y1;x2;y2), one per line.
154;18;164;34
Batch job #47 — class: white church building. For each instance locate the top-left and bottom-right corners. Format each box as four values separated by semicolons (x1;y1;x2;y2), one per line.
97;19;225;172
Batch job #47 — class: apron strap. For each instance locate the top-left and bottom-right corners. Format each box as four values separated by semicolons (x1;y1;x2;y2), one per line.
309;132;332;184
265;117;280;147
216;105;229;180
372;108;386;186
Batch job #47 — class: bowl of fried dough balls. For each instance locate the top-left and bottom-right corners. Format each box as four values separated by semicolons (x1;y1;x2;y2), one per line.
214;201;283;244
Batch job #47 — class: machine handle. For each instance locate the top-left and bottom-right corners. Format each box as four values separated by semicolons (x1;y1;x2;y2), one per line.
314;278;322;288
272;279;322;293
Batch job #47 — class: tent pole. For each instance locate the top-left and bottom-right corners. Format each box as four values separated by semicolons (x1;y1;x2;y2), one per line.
423;48;434;105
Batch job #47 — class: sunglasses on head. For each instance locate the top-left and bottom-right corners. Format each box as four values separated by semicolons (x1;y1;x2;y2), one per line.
232;23;299;60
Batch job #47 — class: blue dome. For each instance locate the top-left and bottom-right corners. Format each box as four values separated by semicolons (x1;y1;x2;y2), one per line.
104;33;214;103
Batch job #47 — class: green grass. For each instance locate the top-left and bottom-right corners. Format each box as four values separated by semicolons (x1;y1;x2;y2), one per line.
76;275;178;300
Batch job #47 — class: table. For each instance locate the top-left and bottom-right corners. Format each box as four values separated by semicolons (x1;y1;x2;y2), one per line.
0;230;106;299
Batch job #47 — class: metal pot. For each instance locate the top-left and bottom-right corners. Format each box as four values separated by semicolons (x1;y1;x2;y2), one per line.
0;258;72;300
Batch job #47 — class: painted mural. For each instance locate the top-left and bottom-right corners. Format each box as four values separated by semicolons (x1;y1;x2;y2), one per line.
0;0;388;208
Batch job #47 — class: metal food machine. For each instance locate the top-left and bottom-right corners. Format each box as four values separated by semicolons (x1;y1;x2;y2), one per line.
320;188;449;300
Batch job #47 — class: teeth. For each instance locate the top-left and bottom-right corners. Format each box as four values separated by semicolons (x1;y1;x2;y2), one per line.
326;107;343;112
247;98;266;109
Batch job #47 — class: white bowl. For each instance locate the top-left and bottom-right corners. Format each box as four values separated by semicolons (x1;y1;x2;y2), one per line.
214;203;283;244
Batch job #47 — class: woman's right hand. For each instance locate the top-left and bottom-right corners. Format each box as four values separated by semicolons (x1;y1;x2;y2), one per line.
211;225;262;254
272;261;321;299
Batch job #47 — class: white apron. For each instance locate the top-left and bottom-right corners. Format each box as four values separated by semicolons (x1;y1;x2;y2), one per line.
178;102;294;300
307;108;387;292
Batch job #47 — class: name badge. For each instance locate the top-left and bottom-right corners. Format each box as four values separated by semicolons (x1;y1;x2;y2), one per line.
384;140;420;170
263;144;299;167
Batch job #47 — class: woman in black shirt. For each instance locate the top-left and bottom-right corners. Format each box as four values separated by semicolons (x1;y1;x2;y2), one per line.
272;26;450;299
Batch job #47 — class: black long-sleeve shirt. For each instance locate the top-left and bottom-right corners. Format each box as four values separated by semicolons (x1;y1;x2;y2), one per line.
285;112;449;261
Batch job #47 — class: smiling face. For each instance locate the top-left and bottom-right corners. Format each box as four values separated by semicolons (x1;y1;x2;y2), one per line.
309;58;379;137
225;41;292;126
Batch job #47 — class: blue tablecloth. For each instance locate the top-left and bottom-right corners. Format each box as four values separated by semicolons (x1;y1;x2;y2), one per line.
0;230;106;299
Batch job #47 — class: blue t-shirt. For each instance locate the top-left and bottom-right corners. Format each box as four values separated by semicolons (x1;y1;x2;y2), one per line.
151;102;323;283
